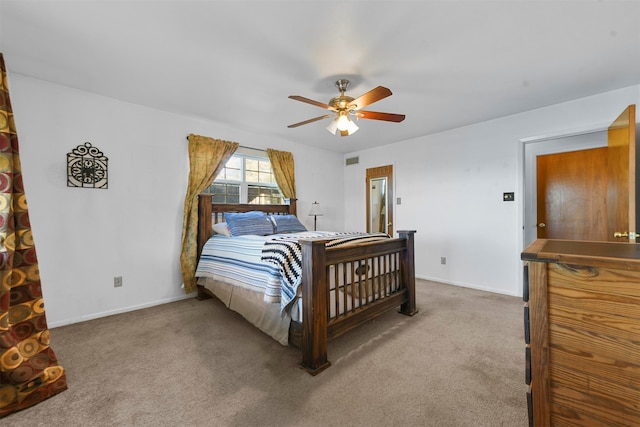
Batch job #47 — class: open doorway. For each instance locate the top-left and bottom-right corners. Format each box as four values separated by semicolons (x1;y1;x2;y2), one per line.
524;106;638;248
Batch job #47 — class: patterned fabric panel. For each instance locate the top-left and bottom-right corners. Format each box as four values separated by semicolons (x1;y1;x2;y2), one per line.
0;53;67;418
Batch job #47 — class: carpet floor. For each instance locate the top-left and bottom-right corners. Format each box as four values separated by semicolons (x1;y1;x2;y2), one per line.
4;279;529;426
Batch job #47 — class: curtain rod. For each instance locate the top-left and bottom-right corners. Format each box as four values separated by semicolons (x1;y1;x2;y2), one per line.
185;136;253;150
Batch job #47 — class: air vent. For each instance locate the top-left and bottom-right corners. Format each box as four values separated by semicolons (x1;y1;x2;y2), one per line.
345;156;359;166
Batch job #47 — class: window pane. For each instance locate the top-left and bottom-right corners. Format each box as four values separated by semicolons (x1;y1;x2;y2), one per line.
227;156;242;169
225;168;242;181
247;186;260;204
209;183;240;203
245;158;259;172
248;185;283;204
245;170;259;183
215;156;242;182
216;166;241;181
212;153;282;204
212;183;226;194
258;172;274;184
258;160;271;172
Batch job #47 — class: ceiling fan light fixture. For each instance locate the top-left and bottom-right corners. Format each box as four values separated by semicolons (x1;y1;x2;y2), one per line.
326;118;338;135
289;79;402;136
326;112;359;136
336;111;351;131
343;117;359;136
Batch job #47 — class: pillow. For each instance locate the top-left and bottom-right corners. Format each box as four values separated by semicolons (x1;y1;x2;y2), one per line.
212;221;231;237
224;211;274;236
271;214;307;233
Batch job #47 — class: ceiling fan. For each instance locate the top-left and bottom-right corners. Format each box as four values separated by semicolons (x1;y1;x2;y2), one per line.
287;79;406;137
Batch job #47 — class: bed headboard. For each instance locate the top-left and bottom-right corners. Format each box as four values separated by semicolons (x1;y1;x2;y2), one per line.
197;193;297;257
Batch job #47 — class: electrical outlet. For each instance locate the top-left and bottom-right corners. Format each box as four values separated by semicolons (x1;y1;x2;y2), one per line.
441;257;446;265
114;276;123;287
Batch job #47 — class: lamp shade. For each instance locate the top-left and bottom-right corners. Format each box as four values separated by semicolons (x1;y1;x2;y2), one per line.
325;118;338;135
326;112;359;136
336;112;351;131
308;201;323;216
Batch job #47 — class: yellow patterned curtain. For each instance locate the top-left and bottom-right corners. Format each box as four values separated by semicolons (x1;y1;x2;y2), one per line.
180;134;238;294
0;54;67;417
267;148;296;200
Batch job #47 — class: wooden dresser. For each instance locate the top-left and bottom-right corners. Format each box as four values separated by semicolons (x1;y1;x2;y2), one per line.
521;239;640;426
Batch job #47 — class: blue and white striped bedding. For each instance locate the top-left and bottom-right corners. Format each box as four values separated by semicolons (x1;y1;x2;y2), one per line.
195;234;283;302
195;231;391;313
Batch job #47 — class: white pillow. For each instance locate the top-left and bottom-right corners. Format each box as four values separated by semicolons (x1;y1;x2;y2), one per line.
212;222;231;237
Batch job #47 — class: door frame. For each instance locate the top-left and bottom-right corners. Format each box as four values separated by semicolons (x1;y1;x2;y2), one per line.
521;128;608;248
366;164;394;236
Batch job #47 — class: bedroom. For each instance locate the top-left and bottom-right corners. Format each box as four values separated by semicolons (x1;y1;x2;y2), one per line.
1;0;639;423
0;0;637;328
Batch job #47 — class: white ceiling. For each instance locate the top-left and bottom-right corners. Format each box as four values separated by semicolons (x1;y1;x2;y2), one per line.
1;0;639;154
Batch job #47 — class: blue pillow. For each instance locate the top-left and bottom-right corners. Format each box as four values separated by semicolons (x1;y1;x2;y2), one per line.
224;211;274;236
271;214;307;233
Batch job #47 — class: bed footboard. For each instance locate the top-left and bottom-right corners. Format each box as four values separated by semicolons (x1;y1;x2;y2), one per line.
299;230;417;375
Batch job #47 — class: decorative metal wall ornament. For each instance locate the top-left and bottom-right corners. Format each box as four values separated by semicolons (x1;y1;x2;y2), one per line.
67;142;108;189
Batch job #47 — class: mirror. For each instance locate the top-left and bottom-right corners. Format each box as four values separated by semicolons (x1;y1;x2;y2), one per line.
366;165;393;236
369;178;387;232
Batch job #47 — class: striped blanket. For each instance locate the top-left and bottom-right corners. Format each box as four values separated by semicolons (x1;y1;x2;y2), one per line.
196;234;284;302
261;232;390;311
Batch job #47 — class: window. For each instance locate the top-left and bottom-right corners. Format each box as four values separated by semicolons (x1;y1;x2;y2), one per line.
203;149;283;204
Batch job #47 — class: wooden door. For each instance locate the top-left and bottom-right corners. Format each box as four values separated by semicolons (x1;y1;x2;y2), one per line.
607;104;636;242
536;148;608;240
536;105;636;242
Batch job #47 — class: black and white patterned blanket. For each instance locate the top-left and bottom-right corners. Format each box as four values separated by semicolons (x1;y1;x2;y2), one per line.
260;231;390;311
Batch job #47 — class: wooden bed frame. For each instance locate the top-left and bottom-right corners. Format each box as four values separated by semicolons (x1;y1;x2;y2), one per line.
196;193;417;375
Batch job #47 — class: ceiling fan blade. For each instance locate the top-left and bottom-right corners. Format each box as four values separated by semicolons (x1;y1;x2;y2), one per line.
287;114;333;128
355;110;406;123
348;86;393;109
288;95;334;110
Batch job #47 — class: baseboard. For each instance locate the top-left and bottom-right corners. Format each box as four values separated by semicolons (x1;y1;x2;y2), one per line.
416;274;521;298
48;293;195;328
48;278;520;328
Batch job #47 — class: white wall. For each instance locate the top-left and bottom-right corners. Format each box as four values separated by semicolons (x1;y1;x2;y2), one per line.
8;73;345;327
9;71;639;326
344;85;640;297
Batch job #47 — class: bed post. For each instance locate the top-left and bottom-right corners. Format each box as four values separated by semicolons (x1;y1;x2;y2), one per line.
398;230;418;316
197;193;213;259
288;198;297;216
299;238;331;375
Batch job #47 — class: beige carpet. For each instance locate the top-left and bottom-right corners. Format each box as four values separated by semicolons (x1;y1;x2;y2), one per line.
5;280;528;426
